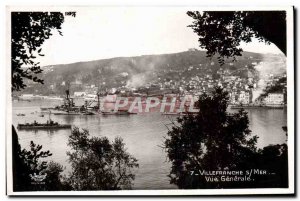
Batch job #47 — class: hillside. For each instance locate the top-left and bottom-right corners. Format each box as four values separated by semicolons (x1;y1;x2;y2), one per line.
19;50;285;95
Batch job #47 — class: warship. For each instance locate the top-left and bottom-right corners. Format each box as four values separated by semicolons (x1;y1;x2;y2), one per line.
17;119;71;130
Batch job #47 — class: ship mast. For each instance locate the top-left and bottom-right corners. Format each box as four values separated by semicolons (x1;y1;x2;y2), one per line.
48;109;51;124
97;67;103;113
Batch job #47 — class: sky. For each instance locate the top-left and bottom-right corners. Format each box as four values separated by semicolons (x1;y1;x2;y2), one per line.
37;7;283;66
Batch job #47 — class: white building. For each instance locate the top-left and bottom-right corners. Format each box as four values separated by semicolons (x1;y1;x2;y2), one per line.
265;93;284;105
238;91;250;104
229;92;237;104
74;92;86;97
84;94;98;100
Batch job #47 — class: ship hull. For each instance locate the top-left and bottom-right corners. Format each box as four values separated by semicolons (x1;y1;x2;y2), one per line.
17;125;72;130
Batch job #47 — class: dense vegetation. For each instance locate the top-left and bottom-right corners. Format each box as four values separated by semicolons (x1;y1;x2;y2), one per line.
187;11;286;65
13;127;139;191
164;87;288;188
11;12;65;91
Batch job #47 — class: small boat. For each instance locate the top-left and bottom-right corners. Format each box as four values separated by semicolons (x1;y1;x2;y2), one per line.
17;119;71;130
127;111;138;115
162;112;180;115
16;113;25;116
101;109;137;115
18;99;31;102
101;110;117;115
40;107;56;111
85;111;96;115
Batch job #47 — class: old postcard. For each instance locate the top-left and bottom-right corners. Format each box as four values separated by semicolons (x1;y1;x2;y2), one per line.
6;6;294;195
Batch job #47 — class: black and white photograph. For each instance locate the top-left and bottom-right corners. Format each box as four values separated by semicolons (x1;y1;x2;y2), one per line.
6;6;294;195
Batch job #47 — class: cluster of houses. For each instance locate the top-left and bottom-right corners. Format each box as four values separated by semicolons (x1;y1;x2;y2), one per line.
70;72;285;107
228;90;284;106
264;93;285;105
42;61;286;107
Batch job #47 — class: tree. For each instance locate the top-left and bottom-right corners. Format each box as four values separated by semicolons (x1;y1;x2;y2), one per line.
67;127;139;190
44;161;72;191
11;12;75;191
164;87;258;188
187;11;286;64
255;144;288;188
11;12;65;91
164;87;288;189
12;126;57;191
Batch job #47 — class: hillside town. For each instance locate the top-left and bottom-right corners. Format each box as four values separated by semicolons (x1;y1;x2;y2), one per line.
15;50;287;108
18;63;287;108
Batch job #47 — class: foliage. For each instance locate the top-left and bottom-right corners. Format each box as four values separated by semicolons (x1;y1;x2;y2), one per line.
11;12;65;91
255;144;288;188
11;12;74;191
19;141;52;172
67;127;139;190
164;87;288;188
44;161;72;191
12;125;139;191
187;11;286;64
12;126;63;191
12;125;30;191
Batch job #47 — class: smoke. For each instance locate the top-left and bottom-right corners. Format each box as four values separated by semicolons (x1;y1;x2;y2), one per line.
252;78;266;102
252;54;286;102
125;56;165;88
126;73;147;88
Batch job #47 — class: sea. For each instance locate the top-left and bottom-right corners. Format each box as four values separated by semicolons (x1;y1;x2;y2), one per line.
12;99;287;189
